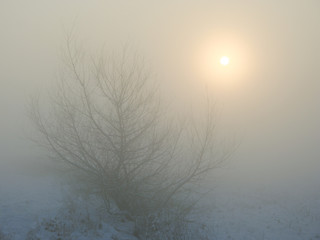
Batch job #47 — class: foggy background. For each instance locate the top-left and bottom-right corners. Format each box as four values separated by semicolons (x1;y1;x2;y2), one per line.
1;0;320;196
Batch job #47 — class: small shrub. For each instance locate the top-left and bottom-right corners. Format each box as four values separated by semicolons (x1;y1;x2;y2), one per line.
134;208;209;240
26;195;102;240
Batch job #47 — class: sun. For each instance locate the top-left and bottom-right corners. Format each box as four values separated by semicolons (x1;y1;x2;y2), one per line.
196;34;254;90
220;56;230;66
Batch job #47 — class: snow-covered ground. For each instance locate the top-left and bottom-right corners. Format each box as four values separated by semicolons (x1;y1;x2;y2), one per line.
204;177;320;240
0;161;63;239
1;160;320;240
0;161;138;240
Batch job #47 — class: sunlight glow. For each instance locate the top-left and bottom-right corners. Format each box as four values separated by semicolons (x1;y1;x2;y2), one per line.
220;56;230;66
194;34;255;93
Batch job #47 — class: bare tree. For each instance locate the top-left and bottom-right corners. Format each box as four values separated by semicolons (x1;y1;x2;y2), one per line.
29;36;233;217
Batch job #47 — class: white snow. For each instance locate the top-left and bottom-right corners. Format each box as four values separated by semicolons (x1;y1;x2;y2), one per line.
1;160;320;240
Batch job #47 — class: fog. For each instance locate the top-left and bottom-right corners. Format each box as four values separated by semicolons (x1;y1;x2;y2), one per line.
1;0;320;239
1;0;319;181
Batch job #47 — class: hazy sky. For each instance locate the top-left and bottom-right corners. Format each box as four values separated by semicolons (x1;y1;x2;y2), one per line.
0;0;319;186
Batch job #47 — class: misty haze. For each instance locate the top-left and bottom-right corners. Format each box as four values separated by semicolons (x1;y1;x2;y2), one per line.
1;1;320;240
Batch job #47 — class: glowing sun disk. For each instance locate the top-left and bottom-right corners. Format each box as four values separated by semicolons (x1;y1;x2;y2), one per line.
220;56;230;66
